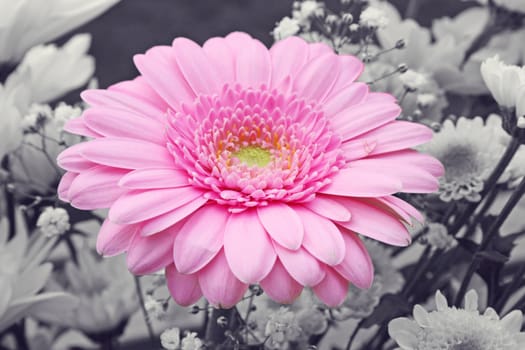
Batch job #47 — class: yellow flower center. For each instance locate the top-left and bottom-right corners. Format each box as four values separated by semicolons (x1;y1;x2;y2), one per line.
233;145;271;167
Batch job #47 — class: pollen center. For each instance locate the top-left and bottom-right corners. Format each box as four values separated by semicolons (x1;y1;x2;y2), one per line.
233;145;272;167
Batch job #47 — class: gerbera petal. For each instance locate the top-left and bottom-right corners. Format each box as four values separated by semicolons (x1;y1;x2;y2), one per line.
56;143;95;172
173;205;228;274
118;168;190;190
381;196;424;224
294;207;345;266
294;53;340;102
127;225;180;275
57;172;77;202
83;107;166;144
133;46;195;110
323;82;369;117
343;121;433;160
141;196;208;236
260;259;303;304
320;167;402;197
63;116;101;138
198;250;248;308
96;220;140;257
166;264;202;306
172;37;221;95
274;244;325;287
257;203;304;250
224;210;276;283
109;187;204;224
225;32;271;88
330;55;365;92
333;230;373;289
337;198;412;246
202;37;236;83
270;36;309;86
312;267;349;307
333;103;401;141
302;196;351;222
68;166;128;210
79;138;174;169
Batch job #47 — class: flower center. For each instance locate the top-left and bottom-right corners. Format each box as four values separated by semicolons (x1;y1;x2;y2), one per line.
233;145;272;167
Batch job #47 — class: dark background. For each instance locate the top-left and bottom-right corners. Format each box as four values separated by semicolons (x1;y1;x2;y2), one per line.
65;0;471;88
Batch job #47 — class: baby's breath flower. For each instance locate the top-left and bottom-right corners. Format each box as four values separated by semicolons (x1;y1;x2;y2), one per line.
21;104;52;132
144;294;165;319
359;6;389;28
400;70;429;91
161;327;181;350
264;307;302;349
388;290;525;350
273;17;301;40
420;223;456;251
417;93;438;109
181;332;203;350
36;207;70;237
53;102;82;129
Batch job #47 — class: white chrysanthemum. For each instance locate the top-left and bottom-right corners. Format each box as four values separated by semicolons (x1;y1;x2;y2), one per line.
419;115;524;202
359;6;389;28
36;207;71;237
388;290;525;350
161;327;181;350
0;0;119;63
480;56;525;109
273;17;301;40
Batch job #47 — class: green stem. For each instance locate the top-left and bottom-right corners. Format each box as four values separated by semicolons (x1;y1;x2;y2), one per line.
454;175;525;305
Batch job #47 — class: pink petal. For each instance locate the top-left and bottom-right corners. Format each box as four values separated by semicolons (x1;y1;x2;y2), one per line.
202;37;236;83
127;225;180;275
366;92;397;103
172;37;221;95
173;205;228;274
224;210;276;283
109;187;204;224
333;230;373;289
294;53;340;102
80;138;174;169
56;143;95;172
343;121;433;160
337;198;412;246
108;76;168;116
302;196;351;222
64;117;101;138
312;267;349;307
141;196;208;236
270;36;309;87
133;46;195;111
294;207;345;266
320;167;402;197
381;196;424;223
118;168;190;190
96;220;140;257
274;244;325;287
350;157;439;193
68;166;128;210
371;150;445;177
166;264;202;306
330;55;365;92
333;103;401;142
225;32;271;88
323;82;369;117
83;107;166;144
307;42;333;58
260;259;303;304
57;172;77;202
198;250;248;308
257;203;304;250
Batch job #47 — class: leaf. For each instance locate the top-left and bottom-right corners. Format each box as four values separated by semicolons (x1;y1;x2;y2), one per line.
476;250;509;263
456;238;479;255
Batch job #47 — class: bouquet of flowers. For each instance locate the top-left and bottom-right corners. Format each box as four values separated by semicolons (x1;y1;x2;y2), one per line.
1;0;525;349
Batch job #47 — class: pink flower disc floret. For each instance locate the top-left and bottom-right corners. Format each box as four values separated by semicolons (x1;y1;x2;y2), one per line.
57;32;444;308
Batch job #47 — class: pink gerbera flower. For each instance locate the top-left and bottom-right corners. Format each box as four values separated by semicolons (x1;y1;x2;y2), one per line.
57;32;443;308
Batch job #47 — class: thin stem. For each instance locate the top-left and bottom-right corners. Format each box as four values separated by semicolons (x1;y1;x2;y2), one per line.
205;307;235;347
402;246;433;297
134;276;156;345
495;264;525;312
463;184;502;239
454;175;525;305
345;319;365;350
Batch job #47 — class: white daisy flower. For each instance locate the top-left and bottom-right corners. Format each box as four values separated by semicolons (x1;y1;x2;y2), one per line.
419;115;525;202
480;56;525;110
388;290;525;350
